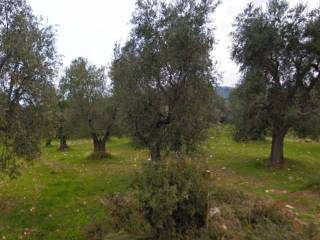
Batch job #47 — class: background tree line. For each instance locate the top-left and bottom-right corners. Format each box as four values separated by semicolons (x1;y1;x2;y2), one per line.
0;0;224;173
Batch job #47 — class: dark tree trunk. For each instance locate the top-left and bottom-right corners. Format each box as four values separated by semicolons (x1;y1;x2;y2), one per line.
172;130;182;153
270;131;286;166
150;141;161;162
88;111;114;157
45;139;52;147
91;129;111;157
149;125;163;162
59;135;68;151
92;135;107;153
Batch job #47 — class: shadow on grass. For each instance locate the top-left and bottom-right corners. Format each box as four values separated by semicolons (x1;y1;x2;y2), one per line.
254;158;310;172
301;176;320;192
87;151;113;161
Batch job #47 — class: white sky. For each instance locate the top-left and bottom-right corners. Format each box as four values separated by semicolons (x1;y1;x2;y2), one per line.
28;0;320;86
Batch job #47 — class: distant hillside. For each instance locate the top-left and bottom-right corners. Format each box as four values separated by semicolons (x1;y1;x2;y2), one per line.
217;86;233;99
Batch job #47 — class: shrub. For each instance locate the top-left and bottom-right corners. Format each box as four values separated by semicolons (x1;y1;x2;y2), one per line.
244;201;320;240
207;189;320;240
85;219;106;240
105;192;150;236
0;147;21;178
246;219;320;240
103;162;320;240
135;160;209;239
106;160;210;239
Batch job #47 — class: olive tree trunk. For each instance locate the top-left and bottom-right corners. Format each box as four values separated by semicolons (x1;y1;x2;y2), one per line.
59;135;68;151
150;141;161;162
92;134;107;153
149;126;162;162
270;130;287;166
90;128;111;158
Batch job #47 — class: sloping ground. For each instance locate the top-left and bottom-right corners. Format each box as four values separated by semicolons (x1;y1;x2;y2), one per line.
205;126;320;223
0;127;319;239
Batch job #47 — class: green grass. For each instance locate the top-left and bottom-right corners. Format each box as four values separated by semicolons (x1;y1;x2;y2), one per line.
205;126;320;221
0;138;148;240
0;127;319;239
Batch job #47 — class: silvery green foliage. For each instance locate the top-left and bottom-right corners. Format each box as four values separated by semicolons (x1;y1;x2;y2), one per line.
111;0;220;161
0;0;58;170
231;0;320;164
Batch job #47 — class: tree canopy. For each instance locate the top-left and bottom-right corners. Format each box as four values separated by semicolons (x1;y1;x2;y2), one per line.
111;0;220;161
0;0;58;170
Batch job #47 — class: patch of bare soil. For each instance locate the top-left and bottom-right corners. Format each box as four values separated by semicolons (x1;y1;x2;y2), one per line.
0;197;15;214
42;160;74;172
207;167;320;224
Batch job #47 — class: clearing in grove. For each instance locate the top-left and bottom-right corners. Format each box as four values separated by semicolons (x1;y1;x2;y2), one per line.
0;126;319;239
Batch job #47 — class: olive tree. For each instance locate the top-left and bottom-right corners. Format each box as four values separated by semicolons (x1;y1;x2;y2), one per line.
56;94;71;151
40;85;59;147
60;57;116;157
229;69;268;141
231;0;320;166
0;0;58;168
111;0;219;161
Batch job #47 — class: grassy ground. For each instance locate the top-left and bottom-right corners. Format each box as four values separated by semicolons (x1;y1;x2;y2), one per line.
0;127;319;239
206;126;320;222
0;138;148;240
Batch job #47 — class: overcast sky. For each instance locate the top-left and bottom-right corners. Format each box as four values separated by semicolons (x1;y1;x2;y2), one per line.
28;0;319;86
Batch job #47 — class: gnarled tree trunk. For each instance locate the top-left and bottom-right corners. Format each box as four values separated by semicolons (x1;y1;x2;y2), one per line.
92;133;108;153
88;109;116;158
59;135;68;151
270;130;287;166
89;129;111;159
